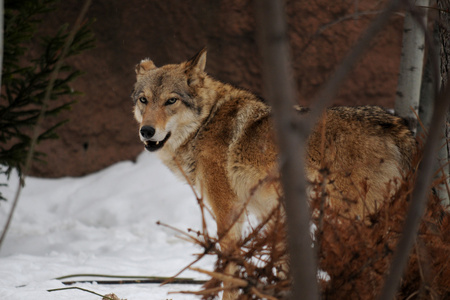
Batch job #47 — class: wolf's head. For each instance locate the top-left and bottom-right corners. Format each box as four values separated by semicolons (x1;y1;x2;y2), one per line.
132;49;209;152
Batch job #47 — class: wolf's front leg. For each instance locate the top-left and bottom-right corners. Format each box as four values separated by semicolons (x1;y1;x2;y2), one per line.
216;209;243;300
197;160;245;299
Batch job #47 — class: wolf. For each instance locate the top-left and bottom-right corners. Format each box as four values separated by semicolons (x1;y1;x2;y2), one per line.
131;49;416;298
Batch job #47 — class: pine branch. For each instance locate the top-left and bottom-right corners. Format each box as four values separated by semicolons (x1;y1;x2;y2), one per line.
0;0;92;251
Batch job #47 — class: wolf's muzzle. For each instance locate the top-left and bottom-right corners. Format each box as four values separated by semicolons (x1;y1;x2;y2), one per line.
139;125;171;152
140;126;155;139
144;132;171;152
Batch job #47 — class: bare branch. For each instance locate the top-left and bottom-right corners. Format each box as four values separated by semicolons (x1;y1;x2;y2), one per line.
189;267;248;287
256;0;402;298
308;0;402;129
47;287;117;300
249;287;280;300
378;78;450;299
255;1;319;299
300;10;383;54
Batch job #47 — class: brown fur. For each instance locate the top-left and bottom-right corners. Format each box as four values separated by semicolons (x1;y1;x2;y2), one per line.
307;105;416;218
131;49;416;299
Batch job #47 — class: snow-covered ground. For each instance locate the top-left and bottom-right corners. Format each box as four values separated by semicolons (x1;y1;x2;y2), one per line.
0;152;217;300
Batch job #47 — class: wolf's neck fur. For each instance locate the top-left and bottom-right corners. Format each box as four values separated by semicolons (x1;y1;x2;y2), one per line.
157;77;229;157
172;76;250;150
158;75;265;182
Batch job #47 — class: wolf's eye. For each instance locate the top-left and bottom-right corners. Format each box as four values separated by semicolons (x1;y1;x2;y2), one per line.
165;98;178;106
139;97;148;104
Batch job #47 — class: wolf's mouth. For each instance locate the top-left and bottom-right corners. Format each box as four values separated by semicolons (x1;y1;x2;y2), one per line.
144;132;171;152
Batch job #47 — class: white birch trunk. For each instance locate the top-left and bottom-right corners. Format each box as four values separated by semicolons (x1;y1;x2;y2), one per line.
0;0;3;89
395;0;429;135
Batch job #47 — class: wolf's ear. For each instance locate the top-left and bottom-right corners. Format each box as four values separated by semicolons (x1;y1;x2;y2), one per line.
135;59;156;77
185;48;207;73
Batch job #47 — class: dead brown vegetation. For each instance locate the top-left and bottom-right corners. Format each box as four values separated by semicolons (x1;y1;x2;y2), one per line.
313;164;450;299
166;146;450;299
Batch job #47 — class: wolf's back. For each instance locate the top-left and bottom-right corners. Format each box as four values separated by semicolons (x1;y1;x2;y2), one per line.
325;105;416;168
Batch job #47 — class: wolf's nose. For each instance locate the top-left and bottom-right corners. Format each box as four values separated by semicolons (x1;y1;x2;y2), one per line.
140;126;156;139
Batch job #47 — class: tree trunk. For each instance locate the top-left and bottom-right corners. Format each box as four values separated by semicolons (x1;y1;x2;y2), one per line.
437;0;450;207
0;0;3;88
255;1;319;299
395;0;429;135
439;1;450;87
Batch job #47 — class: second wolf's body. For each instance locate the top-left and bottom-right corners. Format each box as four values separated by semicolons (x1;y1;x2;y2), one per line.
132;49;416;299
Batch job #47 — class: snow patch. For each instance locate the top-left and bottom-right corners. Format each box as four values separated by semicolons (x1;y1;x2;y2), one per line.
0;152;213;299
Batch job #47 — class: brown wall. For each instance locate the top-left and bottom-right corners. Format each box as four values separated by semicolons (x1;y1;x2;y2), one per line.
30;0;403;177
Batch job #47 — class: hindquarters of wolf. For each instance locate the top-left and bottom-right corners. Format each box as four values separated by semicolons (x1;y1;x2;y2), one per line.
220;104;417;224
306;106;416;217
196;102;416;229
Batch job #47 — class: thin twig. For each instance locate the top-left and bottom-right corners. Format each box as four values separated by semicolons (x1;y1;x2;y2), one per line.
172;285;234;295
378;79;450;299
257;1;404;299
160;254;206;286
55;273;205;285
56;273;194;281
307;0;402;131
300;10;383;54
249;286;280;300
240;202;281;247
377;0;449;298
47;286;116;300
0;0;92;251
156;221;201;244
61;278;207;285
172;156;215;233
189;267;248;287
172;156;201;201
